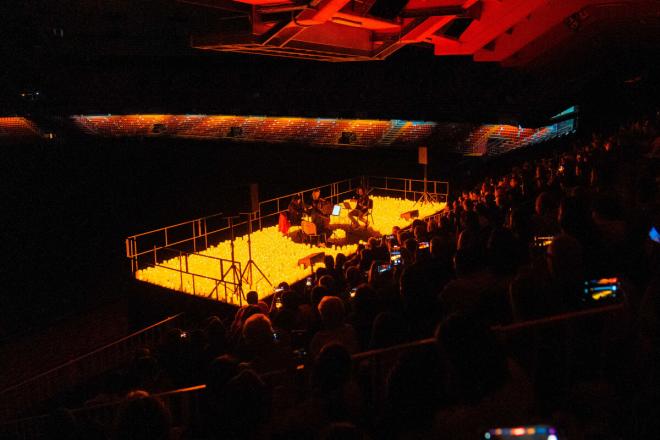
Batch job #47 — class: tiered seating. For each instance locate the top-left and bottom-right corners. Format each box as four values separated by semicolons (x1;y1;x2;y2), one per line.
462;120;577;157
72;114;579;153
0;117;41;142
462;125;495;155
390;121;436;145
346;120;391;145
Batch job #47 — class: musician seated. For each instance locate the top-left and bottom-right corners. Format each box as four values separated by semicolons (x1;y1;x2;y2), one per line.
349;187;371;229
287;195;304;226
309;189;331;237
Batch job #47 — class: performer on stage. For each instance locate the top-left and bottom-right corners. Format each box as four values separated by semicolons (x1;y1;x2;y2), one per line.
349;187;371;229
308;189;331;235
287;195;304;226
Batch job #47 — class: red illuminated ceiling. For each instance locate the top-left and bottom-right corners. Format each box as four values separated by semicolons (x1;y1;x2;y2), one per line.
179;0;658;62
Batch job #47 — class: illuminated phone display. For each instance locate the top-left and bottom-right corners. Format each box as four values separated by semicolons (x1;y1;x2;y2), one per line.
533;236;554;247
583;277;620;302
484;425;559;440
378;263;392;273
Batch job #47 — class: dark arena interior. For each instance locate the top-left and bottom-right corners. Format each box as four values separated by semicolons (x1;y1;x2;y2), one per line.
1;0;660;438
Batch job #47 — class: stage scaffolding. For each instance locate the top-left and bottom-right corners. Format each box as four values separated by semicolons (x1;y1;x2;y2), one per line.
125;176;449;305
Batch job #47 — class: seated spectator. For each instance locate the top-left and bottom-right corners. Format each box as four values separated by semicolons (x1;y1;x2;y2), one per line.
205;354;239;398
271;289;301;332
246;290;259;306
380;345;446;438
239;314;293;373
204;316;228;359
546;233;585;308
280;344;363;437
212;370;271;439
369;311;408;350
229;304;263;347
114;390;171;440
532;192;560;237
310;296;359;357
433;314;533;439
156;328;190;387
311;285;331;309
319;274;338;293
347;284;379;350
345;266;365;291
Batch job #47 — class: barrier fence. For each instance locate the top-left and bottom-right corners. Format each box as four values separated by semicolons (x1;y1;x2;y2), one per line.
0;314;184;423
126;175;450;301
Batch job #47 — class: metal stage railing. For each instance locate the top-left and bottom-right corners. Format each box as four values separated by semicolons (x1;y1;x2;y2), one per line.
149;247;243;303
125;175;449;302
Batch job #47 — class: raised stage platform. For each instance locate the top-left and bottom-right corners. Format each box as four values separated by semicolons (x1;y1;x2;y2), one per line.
126;177;448;305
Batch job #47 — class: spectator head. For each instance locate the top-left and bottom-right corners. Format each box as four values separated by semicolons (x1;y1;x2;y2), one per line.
316;267;329;279
246;290;259;306
335;253;347;271
115;391;171;440
219;370;270;437
205;316;227;352
358;248;373;269
435;314;508;403
367;237;379;250
318;296;346;330
319;274;337;292
370;312;407;350
462;210;479;231
345;266;364;288
242;314;275;348
487;227;519;275
559;195;593;238
280;289;298;311
404;238;419;257
453;248;481;277
277;281;290;291
414;224;426;242
311;285;331;308
312;188;321;200
592;193;622;221
535;192;556;217
430;236;452;263
324;254;335;271
206;354;239;397
352;283;377;316
547;234;584;287
313;343;352;394
386;346;445;431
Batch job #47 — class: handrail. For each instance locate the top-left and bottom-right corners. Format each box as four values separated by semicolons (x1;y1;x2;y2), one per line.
0;313;183;395
0;314;184;422
492;302;625;333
